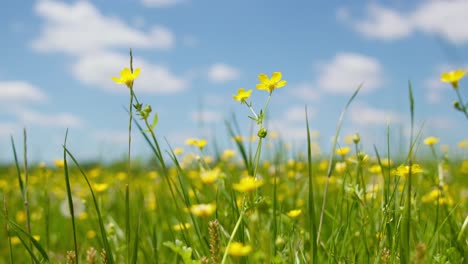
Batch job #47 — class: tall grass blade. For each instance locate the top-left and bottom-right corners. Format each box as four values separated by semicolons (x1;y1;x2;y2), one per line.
305;106;318;263
62;129;79;263
317;85;361;244
63;147;114;264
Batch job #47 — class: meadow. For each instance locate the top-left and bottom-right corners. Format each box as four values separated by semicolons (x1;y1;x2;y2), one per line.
0;53;467;263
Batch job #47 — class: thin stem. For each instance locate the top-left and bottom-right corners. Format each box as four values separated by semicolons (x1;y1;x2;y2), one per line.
220;211;244;264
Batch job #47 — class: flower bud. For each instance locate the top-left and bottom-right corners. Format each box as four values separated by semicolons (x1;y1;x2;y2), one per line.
257;128;268;138
453;100;462;111
353;133;360;144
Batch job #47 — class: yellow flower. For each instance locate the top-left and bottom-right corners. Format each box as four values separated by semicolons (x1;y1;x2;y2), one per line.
173;148;184;155
232;177;264;192
54;159;65;168
256;72;286;93
441;69;466;89
368;164;382;174
424;136;439;146
222;149;236;160
86;230;97;239
185;138;207;150
200;168;222;184
190;203;216;217
286;209;302;218
335;147;351;157
172;222;191;231
233;88;252;103
111;67;141;88
227;242;252;257
392;164;423;177
93;183;109;193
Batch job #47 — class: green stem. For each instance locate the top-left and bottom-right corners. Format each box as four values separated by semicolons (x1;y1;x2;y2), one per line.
221;211;244;264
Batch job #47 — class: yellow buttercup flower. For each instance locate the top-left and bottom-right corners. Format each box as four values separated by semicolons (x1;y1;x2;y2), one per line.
111;67;141;89
233;88;252;103
392;164;423;177
423;136;439;146
190;203;216;217
256;72;286;93
200;167;222;184
185;138;207;150
335;147;351;157
227;242;252;257
286;209;302;218
440;69;465;89
232;177;264;192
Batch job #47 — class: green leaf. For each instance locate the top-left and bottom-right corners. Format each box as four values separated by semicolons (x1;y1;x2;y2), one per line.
150;113;158;130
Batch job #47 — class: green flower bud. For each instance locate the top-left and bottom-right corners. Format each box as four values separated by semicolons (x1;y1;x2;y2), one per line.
353;133;360;144
257;128;267;138
134;103;142;111
144;105;152;114
453;100;462;111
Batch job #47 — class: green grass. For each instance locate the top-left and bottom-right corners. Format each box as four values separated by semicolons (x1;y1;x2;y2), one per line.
0;58;467;263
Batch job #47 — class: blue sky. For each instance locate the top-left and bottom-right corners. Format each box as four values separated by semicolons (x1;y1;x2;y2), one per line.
0;0;467;163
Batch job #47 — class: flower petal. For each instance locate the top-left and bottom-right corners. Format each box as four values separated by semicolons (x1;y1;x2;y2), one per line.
111;77;123;84
258;73;269;83
271;72;282;83
256;83;268;90
276;80;286;88
121;68;131;76
133;68;141;79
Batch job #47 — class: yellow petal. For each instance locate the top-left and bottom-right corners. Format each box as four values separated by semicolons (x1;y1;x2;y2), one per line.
276;80;286;88
258;73;269;83
121;68;131;76
256;83;268;90
271;72;282;83
111;77;123;84
133;68;141;78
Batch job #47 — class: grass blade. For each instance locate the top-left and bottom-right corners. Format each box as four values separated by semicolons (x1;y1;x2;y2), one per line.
62;129;79;263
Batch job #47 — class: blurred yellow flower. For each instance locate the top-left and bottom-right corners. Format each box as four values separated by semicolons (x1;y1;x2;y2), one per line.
335;161;347;173
421;186;454;205
172;222;191;231
424;136;439;146
173;148;184;155
111;67;141;89
392;164;423;177
286;209;302;218
190;203;216;217
233;177;264;192
233;88;252;103
335;147;351;156
200;168;222;184
227;242;252;257
256;72;286;93
368;164;382;174
185;138;207;150
93;183;109;193
87;230;97;239
54;159;65;168
222;149;236;160
440;69;465;89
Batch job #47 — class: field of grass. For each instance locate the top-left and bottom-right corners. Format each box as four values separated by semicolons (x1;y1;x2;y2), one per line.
0;54;467;263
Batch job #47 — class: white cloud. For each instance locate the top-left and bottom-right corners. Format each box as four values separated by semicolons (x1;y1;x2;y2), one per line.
289;83;320;101
190;110;223;123
141;0;185;8
283;105;316;123
13;109;84;128
0;122;19;137
350;104;404;126
207;64;240;83
93;130;128;144
352;5;412;40
72;51;188;93
0;81;47;102
32;0;174;56
342;1;468;44
316;53;383;94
